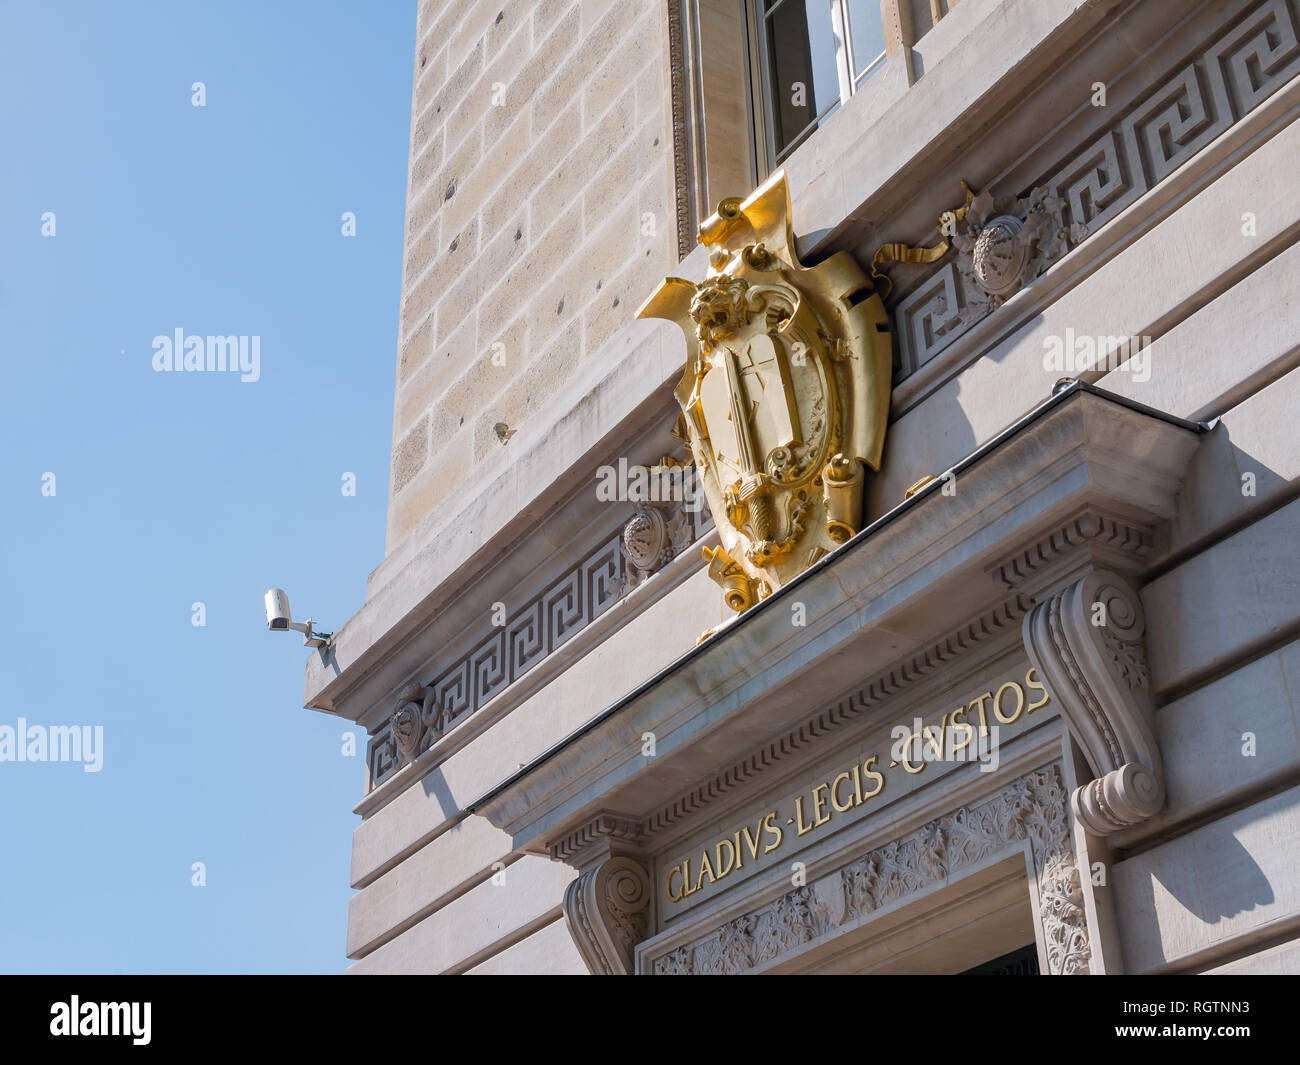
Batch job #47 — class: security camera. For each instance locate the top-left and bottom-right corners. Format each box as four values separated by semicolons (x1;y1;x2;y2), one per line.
265;588;293;630
264;588;332;648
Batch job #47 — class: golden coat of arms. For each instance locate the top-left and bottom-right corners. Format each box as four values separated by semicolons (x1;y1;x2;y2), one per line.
637;172;892;616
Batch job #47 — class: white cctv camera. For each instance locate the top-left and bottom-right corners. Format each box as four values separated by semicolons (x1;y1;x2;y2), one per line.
264;588;332;648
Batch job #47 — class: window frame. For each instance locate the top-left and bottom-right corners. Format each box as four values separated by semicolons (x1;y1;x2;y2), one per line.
747;0;889;172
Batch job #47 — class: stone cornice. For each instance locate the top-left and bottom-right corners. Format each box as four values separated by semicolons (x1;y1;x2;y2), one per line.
550;812;649;869
360;498;712;795
471;386;1203;852
988;508;1155;598
303;329;689;723
642;593;1032;841
351;530;717;819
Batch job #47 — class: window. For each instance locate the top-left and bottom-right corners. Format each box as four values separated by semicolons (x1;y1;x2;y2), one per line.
750;0;888;167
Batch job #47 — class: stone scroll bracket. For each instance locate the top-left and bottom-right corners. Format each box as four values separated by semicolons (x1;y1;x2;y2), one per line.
553;813;652;976
1022;567;1163;837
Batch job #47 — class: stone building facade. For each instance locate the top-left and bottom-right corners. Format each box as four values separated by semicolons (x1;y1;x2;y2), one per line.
306;0;1300;974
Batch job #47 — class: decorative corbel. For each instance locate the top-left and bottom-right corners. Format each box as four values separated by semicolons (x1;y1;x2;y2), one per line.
1022;570;1163;836
554;813;652;975
563;856;652;976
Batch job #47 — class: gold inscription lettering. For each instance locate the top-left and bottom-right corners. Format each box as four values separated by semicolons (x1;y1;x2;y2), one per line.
862;755;884;799
899;733;926;774
922;712;951;760
665;669;1053;904
812;783;833;827
993;680;1025;724
831;771;856;812
1025;667;1051;712
949;706;971;754
715;838;737;879
695;850;715;891
794;794;817;836
762;811;784;853
666;864;684;902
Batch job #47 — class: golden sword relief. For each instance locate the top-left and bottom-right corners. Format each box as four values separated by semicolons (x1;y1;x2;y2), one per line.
637;171;893;622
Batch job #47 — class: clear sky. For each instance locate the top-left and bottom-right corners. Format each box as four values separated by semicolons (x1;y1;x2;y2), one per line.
0;1;414;972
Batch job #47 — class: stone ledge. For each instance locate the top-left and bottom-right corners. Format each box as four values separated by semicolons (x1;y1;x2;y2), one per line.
472;386;1202;853
303;309;695;717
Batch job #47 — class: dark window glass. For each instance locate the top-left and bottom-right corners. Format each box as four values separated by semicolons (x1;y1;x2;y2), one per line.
765;0;840;157
960;944;1042;975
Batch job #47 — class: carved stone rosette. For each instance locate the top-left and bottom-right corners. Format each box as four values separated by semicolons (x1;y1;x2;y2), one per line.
872;181;1068;310
953;186;1069;310
563;856;652;976
1023;570;1163;835
618;463;696;593
638;171;893;613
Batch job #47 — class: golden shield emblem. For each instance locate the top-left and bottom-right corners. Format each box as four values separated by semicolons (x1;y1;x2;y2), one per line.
638;172;892;615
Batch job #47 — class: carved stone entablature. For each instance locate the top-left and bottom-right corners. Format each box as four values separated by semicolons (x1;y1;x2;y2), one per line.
988;508;1155;600
876;0;1300;374
474;390;1201;964
650;765;1090;975
365;501;712;791
563;856;652;976
1023;570;1163;836
645;594;1032;837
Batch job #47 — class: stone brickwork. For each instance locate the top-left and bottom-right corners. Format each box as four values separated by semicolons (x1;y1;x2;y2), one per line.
311;0;1300;975
387;0;679;551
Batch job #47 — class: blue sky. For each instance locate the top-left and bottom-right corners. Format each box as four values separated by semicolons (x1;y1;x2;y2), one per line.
0;1;414;972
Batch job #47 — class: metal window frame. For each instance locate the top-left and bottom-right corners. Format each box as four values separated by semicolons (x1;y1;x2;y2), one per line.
748;0;886;173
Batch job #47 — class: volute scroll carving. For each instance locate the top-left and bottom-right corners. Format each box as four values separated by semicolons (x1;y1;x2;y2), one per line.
563;855;652;976
1023;569;1163;835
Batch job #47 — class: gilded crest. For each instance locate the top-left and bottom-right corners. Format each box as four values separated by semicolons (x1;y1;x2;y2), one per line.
637;172;892;614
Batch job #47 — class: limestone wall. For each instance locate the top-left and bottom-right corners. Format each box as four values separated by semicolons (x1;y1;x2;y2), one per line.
332;0;1300;973
387;0;680;552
